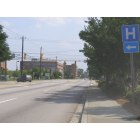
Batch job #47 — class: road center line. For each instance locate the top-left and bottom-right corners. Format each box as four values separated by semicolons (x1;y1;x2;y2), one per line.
0;98;17;104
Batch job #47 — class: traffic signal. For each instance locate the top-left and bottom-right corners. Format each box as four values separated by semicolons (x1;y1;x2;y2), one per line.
11;53;15;59
79;50;84;52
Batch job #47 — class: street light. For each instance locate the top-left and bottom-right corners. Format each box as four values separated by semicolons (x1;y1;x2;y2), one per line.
16;61;19;71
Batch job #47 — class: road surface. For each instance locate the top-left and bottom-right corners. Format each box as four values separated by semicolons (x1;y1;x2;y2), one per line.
0;79;89;123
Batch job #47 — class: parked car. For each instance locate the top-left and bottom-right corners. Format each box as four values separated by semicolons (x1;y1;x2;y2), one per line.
0;75;9;81
17;75;32;82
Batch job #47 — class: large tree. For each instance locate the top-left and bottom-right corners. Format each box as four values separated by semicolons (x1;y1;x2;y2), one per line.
79;17;140;93
0;25;11;62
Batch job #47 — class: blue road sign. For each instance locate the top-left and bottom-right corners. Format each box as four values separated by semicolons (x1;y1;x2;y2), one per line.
123;41;139;53
122;24;139;42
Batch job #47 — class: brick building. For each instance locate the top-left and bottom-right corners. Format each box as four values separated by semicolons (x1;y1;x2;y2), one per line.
21;59;64;75
63;61;77;79
20;59;78;79
0;61;7;74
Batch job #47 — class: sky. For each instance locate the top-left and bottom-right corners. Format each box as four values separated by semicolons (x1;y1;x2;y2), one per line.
0;17;88;71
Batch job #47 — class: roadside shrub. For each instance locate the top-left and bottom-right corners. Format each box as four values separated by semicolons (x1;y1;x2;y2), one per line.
98;80;106;88
98;80;126;96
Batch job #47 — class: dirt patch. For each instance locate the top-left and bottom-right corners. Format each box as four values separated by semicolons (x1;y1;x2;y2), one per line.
116;96;140;117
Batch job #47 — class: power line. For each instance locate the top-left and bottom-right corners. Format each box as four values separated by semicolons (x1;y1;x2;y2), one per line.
2;26;86;62
3;26;22;38
6;33;83;45
2;25;84;45
26;38;82;44
12;48;84;55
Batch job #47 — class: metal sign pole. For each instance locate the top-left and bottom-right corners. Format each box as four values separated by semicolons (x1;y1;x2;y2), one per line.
130;53;135;103
122;24;139;104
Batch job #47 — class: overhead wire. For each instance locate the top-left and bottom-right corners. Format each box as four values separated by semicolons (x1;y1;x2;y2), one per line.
2;26;86;62
3;26;22;39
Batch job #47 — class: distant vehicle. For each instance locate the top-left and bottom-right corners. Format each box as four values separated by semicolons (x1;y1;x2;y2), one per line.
17;75;32;82
0;75;9;81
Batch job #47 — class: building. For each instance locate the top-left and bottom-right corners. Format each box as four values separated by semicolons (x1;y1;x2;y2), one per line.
63;61;77;79
20;59;78;79
21;59;64;75
0;61;7;74
77;68;84;78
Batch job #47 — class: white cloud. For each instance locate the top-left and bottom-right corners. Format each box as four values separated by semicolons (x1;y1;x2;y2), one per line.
35;23;42;29
0;21;11;27
35;17;66;28
34;17;86;29
74;17;87;25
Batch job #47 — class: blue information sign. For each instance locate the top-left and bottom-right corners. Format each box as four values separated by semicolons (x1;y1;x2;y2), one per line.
123;41;139;53
122;24;139;42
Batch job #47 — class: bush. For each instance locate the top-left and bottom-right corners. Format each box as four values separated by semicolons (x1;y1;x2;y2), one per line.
125;89;132;99
98;80;126;96
98;80;106;89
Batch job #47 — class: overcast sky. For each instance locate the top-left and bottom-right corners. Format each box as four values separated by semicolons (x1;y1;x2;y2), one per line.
0;17;88;71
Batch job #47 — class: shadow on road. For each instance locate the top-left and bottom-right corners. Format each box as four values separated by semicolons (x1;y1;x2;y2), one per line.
34;86;87;104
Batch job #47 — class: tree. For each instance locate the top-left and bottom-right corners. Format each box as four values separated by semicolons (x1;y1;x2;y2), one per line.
7;70;20;78
0;25;12;62
53;71;62;79
79;17;140;94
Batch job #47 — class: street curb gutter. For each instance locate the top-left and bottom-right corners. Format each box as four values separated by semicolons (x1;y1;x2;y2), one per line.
81;100;88;123
80;82;98;123
80;86;92;123
70;102;84;123
70;90;87;123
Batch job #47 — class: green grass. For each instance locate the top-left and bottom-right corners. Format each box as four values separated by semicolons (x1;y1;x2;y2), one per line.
136;85;140;93
125;89;132;98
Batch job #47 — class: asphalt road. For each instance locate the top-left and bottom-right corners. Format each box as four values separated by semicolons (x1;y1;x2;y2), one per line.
0;79;89;123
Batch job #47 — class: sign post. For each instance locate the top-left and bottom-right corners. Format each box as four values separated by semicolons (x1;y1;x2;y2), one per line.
130;53;135;102
122;24;139;103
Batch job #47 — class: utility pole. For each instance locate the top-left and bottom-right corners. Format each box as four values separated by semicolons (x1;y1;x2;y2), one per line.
39;46;42;80
16;61;19;71
56;56;57;62
21;36;24;76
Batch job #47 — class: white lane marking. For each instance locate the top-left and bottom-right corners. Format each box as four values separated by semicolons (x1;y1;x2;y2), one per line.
31;83;36;85
24;86;29;87
0;98;17;104
43;90;48;92
17;85;22;86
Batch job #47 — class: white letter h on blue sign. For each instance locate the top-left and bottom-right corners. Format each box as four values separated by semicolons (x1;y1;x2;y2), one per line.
126;27;136;40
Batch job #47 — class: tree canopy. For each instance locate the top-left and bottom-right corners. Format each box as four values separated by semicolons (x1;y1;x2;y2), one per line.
79;17;140;93
0;25;12;62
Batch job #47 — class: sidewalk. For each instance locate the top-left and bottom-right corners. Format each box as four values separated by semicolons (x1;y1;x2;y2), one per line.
81;81;140;123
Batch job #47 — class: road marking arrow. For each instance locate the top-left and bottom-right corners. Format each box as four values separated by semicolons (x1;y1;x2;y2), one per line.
127;45;137;50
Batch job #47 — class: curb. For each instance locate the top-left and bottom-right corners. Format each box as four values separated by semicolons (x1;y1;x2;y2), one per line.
80;85;93;123
70;90;87;123
80;86;91;123
70;103;84;123
81;100;88;123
